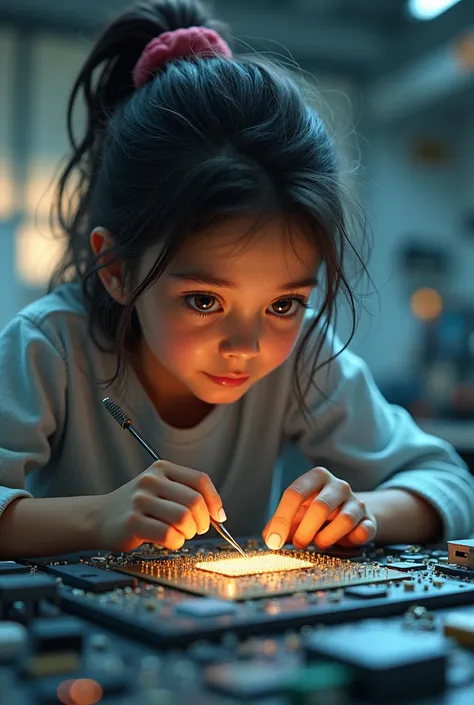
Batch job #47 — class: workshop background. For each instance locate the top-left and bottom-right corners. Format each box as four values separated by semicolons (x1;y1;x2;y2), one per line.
0;0;473;466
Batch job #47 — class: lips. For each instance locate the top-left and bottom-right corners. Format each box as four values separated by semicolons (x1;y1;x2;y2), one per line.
203;372;250;387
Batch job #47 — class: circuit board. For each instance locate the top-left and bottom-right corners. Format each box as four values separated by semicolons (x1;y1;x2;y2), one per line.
5;538;474;705
115;548;409;599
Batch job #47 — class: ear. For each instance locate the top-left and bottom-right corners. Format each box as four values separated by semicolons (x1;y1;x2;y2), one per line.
90;227;127;305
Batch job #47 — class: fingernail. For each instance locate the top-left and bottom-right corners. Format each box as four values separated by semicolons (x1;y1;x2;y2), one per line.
267;533;282;550
218;508;227;523
197;527;209;535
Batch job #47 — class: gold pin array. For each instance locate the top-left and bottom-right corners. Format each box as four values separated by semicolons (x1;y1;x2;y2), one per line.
112;549;409;600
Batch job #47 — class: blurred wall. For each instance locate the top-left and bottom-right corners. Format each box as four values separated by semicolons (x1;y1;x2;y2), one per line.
0;30;17;326
345;114;474;381
0;30;86;329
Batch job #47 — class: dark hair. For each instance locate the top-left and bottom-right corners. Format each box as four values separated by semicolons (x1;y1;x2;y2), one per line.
49;0;369;415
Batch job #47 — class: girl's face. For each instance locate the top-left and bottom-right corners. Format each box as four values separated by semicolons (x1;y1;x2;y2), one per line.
134;215;320;405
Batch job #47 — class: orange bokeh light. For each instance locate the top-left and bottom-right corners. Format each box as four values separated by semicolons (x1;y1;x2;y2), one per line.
57;679;103;705
410;287;443;321
455;32;474;70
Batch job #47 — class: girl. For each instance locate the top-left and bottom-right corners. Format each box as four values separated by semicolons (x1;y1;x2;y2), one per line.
0;0;472;560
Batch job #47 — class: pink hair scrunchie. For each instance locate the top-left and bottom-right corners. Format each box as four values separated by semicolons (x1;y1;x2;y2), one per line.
133;26;232;88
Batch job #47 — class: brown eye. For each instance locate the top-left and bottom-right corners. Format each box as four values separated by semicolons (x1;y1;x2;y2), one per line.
193;295;215;310
269;298;307;318
271;299;294;315
186;294;220;314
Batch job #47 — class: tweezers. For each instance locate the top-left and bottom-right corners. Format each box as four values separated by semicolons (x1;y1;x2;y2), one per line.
209;518;247;557
103;397;248;558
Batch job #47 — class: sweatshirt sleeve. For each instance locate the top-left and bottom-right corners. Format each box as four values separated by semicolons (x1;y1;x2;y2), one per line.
283;328;474;541
0;313;67;517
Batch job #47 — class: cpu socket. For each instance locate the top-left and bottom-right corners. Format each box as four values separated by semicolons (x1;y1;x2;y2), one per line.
117;550;407;600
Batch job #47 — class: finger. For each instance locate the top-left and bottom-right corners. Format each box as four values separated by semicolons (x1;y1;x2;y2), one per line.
262;501;311;543
129;515;186;551
158;462;225;523
285;504;337;544
262;520;270;539
286;506;310;542
263;513;304;547
313;500;367;549
327;507;340;522
292;482;351;548
265;467;330;550
345;517;377;545
333;536;353;547
134;494;197;540
147;477;210;535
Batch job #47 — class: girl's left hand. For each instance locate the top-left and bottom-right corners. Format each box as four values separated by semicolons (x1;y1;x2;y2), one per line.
263;466;377;551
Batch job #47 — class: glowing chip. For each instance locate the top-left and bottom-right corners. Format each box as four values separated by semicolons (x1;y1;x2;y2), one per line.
195;553;313;577
116;549;410;599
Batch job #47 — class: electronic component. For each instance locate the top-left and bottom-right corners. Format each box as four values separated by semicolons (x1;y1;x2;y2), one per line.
0;573;58;603
343;585;388;599
443;612;474;647
0;574;58;620
399;553;429;561
175;599;238;618
304;621;447;700
45;564;135;593
447;539;474;568
20;553;83;567
316;544;370;558
284;664;353;703
0;561;29;575
386;561;426;571
435;562;474;580
205;662;294;699
20;651;81;679
19;617;87;681
116;550;406;600
195;553;313;577
385;544;418;554
30;617;85;654
0;622;28;662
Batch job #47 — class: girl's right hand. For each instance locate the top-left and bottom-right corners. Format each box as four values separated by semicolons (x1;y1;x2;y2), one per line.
96;460;225;552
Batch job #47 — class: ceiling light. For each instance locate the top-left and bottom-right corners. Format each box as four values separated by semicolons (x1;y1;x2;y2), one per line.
408;0;462;21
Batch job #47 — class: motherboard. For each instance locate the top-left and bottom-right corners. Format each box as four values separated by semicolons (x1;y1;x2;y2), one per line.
2;536;474;704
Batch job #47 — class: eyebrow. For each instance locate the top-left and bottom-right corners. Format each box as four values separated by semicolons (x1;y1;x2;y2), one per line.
168;272;318;291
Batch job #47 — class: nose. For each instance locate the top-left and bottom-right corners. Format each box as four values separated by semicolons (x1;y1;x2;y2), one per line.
219;323;261;360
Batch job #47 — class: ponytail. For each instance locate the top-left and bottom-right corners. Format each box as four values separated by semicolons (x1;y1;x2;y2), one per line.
50;0;228;288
